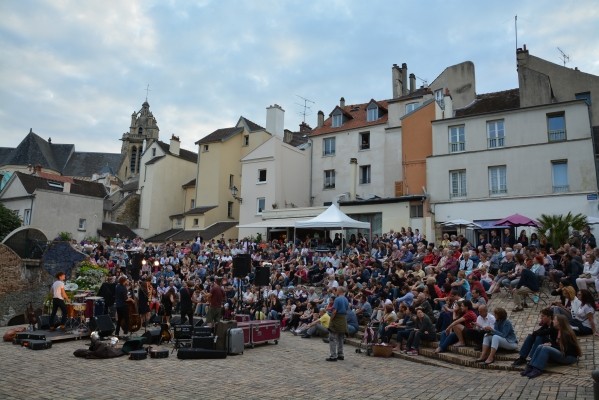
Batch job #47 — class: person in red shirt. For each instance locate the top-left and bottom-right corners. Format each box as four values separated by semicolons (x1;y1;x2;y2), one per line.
206;277;225;326
435;300;477;352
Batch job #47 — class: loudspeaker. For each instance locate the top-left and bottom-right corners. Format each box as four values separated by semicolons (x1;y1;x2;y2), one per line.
254;266;270;286
232;254;251;278
141;328;162;345
37;315;51;330
90;315;115;337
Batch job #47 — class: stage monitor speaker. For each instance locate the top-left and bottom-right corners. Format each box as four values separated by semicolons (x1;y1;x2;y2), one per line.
141;328;162;345
232;254;251;278
254;266;270;286
90;315;115;337
37;315;51;330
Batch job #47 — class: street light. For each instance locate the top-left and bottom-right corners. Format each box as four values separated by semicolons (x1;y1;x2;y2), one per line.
231;185;243;203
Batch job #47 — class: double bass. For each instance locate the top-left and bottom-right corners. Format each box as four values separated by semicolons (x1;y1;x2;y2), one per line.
121;287;141;333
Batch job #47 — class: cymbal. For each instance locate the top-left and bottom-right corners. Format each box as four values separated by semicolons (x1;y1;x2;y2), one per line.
65;282;79;291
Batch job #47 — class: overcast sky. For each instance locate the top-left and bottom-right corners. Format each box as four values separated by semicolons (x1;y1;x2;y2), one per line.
1;0;598;154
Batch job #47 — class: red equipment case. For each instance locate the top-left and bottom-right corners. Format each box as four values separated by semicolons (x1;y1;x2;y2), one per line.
249;320;280;347
236;322;252;346
234;314;251;322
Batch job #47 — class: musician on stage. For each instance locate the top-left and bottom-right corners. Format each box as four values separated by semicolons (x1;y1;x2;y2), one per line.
97;276;116;316
49;272;69;331
206;276;225;326
114;276;130;338
137;276;152;327
179;281;194;326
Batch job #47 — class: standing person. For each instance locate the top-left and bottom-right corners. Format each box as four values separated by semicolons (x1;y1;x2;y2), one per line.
206;277;225;326
179;281;194;326
137;276;151;327
326;286;349;362
114;276;130;338
49;272;69;331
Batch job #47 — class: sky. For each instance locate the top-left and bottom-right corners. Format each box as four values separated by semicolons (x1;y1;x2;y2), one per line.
1;0;598;154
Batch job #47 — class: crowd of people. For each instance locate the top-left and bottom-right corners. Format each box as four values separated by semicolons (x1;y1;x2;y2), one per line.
74;225;598;372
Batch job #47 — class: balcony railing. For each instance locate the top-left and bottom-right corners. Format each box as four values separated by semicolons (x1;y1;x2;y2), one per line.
548;130;566;142
450;190;467;198
489;188;507;195
552;185;569;193
449;142;465;153
488;137;505;148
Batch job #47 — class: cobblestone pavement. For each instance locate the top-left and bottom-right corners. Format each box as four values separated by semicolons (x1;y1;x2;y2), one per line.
0;324;596;400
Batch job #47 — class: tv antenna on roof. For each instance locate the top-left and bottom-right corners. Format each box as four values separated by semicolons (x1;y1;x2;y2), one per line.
296;95;315;123
415;75;428;87
557;47;570;67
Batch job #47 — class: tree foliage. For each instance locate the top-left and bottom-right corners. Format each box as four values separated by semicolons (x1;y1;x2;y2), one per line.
537;212;587;248
0;203;22;241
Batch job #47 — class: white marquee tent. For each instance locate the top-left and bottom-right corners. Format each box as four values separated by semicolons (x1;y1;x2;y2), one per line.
294;204;370;245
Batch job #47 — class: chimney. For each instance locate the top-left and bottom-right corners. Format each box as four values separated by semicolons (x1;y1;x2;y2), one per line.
299;122;312;133
63;181;71;193
266;104;285;139
339;97;345;108
349;158;358;201
170;134;180;156
317;111;325;128
409;73;416;94
401;63;408;96
392;64;401;98
443;89;453;119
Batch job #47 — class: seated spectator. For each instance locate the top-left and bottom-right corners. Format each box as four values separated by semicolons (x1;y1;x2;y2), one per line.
346;309;359;337
575;253;599;290
511;260;541;312
404;307;436;355
553;289;597;336
378;302;397;342
465;304;495;351
475;307;518;364
520;314;582;379
299;308;330;338
354;295;372;325
512;308;556;366
435;300;477;353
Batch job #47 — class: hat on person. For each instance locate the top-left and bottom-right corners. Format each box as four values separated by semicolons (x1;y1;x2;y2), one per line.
384;299;393;305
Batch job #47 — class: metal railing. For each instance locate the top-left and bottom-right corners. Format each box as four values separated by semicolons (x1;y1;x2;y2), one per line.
548;129;566;141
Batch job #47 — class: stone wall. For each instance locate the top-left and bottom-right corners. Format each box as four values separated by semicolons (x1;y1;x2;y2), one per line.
113;193;140;228
0;241;87;326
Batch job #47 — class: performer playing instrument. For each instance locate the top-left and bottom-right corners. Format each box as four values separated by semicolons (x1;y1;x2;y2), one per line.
137;276;152;327
114;276;130;338
49;272;70;331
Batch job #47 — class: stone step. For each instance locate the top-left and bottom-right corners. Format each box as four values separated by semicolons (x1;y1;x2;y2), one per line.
418;347;521;372
421;341;519;362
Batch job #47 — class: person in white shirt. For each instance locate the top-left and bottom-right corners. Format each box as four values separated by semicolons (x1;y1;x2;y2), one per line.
49;272;70;331
465;304;496;350
576;253;599;290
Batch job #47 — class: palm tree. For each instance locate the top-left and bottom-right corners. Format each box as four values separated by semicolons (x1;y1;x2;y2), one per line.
537;212;587;248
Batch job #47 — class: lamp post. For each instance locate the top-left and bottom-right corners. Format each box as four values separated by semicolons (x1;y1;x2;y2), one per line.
231;185;242;203
303;135;313;206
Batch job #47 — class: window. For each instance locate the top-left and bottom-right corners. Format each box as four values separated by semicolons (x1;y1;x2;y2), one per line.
23;209;31;225
449;125;465;152
450;170;467;198
258;169;267;183
410;204;423;218
130;146;138;174
203;144;209;152
435;89;444;102
547;113;566;142
488;165;507;195
152;148;156;157
367;105;379;122
324;170;335;189
227;203;233;219
487;120;505;148
332;112;343;128
190;199;195;209
243;135;249;146
575;92;591;106
360;165;371;184
360;132;370;150
405;102;419;114
78;218;86;231
138;127;143;135
256;197;265;214
552;160;569;193
229;174;234;189
193;218;199;226
323;137;336;156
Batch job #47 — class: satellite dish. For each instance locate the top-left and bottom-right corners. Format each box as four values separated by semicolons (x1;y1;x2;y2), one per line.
65;282;79;291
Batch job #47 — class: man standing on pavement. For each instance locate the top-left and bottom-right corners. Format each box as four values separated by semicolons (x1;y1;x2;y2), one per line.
206;277;225;326
327;286;349;361
49;272;69;331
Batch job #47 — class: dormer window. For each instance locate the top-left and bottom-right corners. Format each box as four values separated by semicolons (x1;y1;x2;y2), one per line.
405;102;419;114
367;104;379;122
332;111;343;128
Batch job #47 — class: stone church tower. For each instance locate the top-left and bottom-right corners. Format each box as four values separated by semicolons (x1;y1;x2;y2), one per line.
118;101;160;180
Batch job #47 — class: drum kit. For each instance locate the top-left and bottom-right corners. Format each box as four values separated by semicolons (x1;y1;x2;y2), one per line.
53;289;108;332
